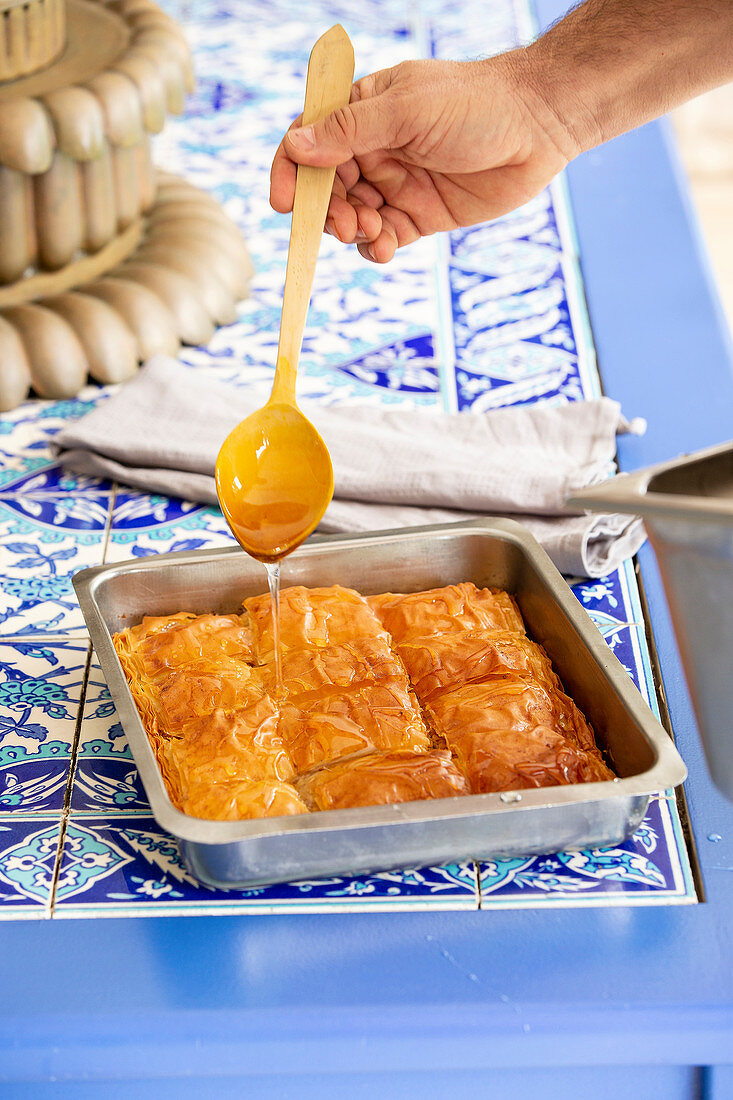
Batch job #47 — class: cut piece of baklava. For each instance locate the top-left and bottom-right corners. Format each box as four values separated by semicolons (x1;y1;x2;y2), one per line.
297;749;469;811
157;700;306;820
368;582;525;643
161;699;294;787
129;612;255;673
261;633;408;700
245;584;388;661
396;629;561;703
175;776;307;820
278;682;431;773
428;677;614;792
114;613;297;820
152;656;267;732
248;584;435;775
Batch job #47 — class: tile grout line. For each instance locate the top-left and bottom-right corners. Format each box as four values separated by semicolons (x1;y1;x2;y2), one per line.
48;488;116;916
48;642;94;917
100;482;119;566
475;861;484;908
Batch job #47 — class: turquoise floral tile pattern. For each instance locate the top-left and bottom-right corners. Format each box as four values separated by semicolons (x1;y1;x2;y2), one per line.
71;754;147;818
0;500;110;637
0;643;88;816
54;818;478;916
0;818;60;914
0;0;696;918
478;795;694;908
70;656;154;817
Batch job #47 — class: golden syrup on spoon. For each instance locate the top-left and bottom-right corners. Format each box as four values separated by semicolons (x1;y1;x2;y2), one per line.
215;392;334;698
215;396;333;565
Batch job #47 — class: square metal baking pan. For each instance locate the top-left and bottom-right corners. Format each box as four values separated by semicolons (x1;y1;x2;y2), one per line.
73;518;687;889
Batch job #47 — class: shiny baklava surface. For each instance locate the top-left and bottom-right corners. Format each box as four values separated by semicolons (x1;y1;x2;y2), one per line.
113;582;615;820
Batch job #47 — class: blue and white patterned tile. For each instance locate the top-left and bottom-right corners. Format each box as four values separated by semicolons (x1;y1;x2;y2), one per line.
422;0;527;57
0;388;112;494
104;492;236;562
54;816;479;915
71;749;147;818
0;500;110;637
477;794;695;908
571;566;647;697
613;558;660;709
570;558;661;707
154;0;587;419
423;3;597;413
0;642;89;815
179;240;444;410
70;656;151;817
0;0;696;919
443;194;596;412
154;0;582;424
155;0;447;413
0;489;112;531
421;4;591;397
325;333;442;401
0;817;60;917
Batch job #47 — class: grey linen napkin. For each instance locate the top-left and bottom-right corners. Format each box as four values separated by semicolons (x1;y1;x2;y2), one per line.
54;356;646;577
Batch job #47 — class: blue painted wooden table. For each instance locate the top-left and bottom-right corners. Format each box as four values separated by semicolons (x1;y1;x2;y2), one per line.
1;0;732;1095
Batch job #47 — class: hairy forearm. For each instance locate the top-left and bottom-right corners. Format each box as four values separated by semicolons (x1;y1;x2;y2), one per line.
521;0;733;153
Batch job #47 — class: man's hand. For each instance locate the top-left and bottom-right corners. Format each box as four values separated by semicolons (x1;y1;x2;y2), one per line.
271;0;733;263
269;53;578;263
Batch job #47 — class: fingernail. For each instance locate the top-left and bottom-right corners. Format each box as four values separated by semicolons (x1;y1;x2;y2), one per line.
289;125;315;149
355;230;368;241
366;245;376;261
325;218;335;237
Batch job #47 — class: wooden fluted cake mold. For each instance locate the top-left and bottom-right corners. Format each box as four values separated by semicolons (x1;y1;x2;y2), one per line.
0;0;194;283
0;0;66;82
0;175;253;408
0;0;254;409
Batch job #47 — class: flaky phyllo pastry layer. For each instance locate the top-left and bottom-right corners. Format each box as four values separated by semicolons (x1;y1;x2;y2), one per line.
113;582;615;820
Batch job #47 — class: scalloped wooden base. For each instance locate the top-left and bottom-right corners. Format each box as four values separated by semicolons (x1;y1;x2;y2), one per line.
0;0;196;283
0;174;252;410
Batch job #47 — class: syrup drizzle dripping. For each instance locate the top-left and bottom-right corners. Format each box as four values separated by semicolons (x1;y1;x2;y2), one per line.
265;560;284;700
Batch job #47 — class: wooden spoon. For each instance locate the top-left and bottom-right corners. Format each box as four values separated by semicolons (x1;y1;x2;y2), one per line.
215;24;354;563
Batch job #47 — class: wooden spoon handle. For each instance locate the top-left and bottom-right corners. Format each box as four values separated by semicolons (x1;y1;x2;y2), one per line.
271;24;354;404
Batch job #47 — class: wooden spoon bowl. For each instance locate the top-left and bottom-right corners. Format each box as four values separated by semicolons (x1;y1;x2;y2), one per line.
215;401;334;562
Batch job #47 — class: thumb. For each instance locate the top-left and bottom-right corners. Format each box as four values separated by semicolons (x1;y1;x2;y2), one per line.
284;94;398;166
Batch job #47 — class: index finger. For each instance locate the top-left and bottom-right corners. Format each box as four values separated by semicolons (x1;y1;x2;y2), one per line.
269;114;303;214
